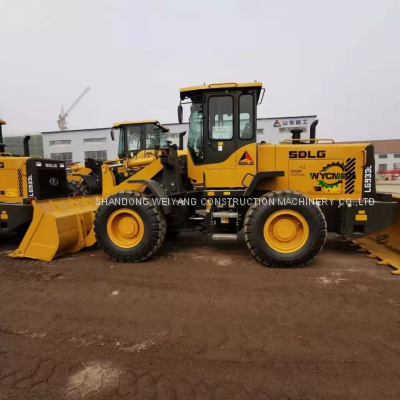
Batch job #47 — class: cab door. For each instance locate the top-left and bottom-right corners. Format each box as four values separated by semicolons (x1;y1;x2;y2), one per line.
204;93;237;170
203;91;257;188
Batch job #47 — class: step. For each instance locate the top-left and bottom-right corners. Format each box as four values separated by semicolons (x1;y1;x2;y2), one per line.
211;234;238;241
212;212;238;219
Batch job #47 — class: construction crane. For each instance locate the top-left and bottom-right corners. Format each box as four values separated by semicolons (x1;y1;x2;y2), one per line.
57;86;91;131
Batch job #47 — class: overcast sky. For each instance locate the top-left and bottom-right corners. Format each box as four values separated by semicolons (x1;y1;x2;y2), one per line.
1;0;399;140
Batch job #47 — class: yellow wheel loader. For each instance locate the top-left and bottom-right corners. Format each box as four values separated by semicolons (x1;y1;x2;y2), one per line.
66;120;185;196
10;82;399;268
91;82;397;267
0;119;97;260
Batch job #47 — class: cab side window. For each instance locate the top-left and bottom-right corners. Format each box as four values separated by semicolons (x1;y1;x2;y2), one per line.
118;128;125;158
239;94;254;140
187;105;204;165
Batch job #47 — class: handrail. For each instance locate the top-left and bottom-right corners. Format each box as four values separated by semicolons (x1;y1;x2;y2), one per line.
281;138;335;144
241;173;254;188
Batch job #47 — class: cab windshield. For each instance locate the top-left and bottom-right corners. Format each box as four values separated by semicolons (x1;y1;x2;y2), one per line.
146;127;168;149
126;125;141;152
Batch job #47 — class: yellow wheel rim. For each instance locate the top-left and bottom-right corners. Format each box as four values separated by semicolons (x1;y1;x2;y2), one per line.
263;210;309;253
107;209;144;248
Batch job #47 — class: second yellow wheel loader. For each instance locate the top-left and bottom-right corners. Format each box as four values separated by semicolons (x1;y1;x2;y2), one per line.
0;118;96;260
10;82;399;268
66;120;185;195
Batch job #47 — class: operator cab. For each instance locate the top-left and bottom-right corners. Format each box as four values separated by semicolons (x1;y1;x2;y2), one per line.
178;82;264;188
112;120;169;159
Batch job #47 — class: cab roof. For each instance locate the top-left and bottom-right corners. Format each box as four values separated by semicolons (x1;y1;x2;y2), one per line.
113;120;169;132
180;82;263;101
0;119;6;125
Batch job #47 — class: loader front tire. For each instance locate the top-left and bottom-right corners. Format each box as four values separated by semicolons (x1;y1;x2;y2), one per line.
94;191;166;263
244;190;326;268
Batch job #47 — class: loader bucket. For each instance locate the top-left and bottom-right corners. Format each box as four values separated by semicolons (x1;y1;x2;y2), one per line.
9;196;100;261
353;195;400;274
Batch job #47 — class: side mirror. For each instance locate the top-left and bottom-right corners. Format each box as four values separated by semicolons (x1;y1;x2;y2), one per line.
110;129;115;141
178;104;183;124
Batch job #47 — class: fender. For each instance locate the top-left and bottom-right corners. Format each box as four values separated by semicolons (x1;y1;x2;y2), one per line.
243;171;285;197
127;179;173;214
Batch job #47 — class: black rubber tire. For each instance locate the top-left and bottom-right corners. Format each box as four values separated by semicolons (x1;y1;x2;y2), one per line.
165;231;180;240
94;191;166;263
67;179;90;196
244;190;327;268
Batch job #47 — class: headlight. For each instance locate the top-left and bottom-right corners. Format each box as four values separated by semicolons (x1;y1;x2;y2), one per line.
35;161;42;167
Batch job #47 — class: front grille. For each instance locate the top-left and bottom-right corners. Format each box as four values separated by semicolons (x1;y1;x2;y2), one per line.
18;169;23;197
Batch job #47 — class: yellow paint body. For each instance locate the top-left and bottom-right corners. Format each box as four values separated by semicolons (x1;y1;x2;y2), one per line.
0;156;29;203
102;157;164;197
270;142;366;200
186;141;368;199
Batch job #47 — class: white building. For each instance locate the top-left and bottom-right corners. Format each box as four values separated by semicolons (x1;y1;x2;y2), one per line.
342;139;400;172
42;127;114;163
42;115;317;163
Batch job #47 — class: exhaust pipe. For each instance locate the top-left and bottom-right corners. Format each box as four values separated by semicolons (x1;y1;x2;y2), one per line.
310;119;318;144
291;128;303;145
0;121;5;153
23;135;31;157
178;131;186;150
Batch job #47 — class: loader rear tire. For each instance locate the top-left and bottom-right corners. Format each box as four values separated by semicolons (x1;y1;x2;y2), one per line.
94;191;166;263
244;190;326;268
68;180;90;196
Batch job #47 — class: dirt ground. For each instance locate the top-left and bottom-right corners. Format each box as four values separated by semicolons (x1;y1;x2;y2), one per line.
0;233;400;400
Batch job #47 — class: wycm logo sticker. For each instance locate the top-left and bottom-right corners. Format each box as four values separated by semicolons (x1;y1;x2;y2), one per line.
310;160;356;194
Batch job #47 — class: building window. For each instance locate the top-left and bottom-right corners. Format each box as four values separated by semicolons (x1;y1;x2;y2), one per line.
378;154;388;159
378;164;387;172
49;140;71;146
83;137;107;144
50;152;73;162
279;127;295;134
394;163;400;170
256;128;264;135
394;154;400;158
84;150;107;161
